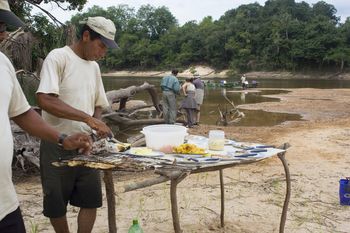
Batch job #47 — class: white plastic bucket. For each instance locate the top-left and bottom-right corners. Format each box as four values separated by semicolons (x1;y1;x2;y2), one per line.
141;124;188;150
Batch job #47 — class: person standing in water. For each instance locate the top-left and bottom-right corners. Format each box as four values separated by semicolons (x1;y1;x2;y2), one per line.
160;69;180;124
180;78;197;128
241;74;247;89
192;74;204;125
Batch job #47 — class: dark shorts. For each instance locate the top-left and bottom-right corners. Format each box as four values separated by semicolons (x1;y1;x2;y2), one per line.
40;140;102;218
0;207;26;233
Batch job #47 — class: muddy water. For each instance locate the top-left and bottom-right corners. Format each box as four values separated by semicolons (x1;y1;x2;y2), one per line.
102;77;305;126
182;88;302;126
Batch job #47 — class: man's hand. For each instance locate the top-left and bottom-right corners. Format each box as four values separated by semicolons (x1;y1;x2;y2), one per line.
85;116;112;138
62;133;93;155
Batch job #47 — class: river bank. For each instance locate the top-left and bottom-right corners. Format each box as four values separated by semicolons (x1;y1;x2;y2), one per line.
16;87;350;232
103;65;350;80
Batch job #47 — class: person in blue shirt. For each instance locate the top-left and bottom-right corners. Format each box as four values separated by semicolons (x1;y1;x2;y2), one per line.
160;69;180;124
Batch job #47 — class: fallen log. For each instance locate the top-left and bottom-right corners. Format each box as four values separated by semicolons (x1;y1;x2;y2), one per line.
105;82;161;113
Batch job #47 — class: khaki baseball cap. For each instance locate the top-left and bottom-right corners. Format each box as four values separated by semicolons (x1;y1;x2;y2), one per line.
80;16;118;49
0;0;25;27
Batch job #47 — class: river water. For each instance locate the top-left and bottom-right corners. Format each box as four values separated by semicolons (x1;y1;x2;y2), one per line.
22;76;350;127
102;77;350;126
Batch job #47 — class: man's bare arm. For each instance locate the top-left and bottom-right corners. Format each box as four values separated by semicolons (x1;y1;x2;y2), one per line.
93;106;103;119
12;108;92;153
37;93;112;138
37;93;91;122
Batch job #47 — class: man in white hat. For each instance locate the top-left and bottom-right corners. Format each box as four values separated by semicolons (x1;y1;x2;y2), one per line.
0;1;93;232
192;74;204;125
36;16;118;233
0;0;25;42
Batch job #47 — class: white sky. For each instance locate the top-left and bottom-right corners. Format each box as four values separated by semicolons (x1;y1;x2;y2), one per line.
32;0;349;25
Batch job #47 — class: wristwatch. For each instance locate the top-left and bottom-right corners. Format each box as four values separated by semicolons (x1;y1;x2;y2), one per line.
57;133;68;147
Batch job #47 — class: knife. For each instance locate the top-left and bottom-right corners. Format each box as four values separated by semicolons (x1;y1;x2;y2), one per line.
230;144;255;150
189;157;220;162
234;153;258;158
249;149;268;153
255;145;274;149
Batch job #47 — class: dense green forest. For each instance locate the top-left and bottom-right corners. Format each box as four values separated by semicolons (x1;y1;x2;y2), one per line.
17;0;350;73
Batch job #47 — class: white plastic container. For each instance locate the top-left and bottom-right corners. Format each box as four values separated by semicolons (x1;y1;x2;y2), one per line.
208;130;225;151
141;124;188;150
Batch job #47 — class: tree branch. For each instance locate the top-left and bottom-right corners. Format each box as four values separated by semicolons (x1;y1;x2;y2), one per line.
25;0;65;27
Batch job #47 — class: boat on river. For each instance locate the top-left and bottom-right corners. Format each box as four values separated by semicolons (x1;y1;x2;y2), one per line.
204;80;240;88
204;80;259;89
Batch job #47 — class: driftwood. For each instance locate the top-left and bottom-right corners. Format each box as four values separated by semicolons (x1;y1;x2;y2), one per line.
102;81;186;132
104;113;164;127
216;93;245;126
105;82;161;113
12;121;40;170
121;169;190;193
0;28;34;71
22;151;40;168
123;176;169;192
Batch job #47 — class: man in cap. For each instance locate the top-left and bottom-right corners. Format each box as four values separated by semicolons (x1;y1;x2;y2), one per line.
192;74;205;125
161;69;180;124
36;16;118;232
0;1;93;232
0;0;24;42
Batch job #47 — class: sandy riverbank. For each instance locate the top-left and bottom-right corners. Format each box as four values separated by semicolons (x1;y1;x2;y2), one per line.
103;65;229;78
103;65;350;80
17;88;350;232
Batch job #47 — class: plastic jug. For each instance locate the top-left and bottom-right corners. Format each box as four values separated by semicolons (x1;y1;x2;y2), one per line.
208;130;225;150
128;219;144;233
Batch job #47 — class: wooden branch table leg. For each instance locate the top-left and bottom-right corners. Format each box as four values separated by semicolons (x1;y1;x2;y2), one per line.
170;173;188;233
103;170;117;233
219;169;225;227
277;143;291;233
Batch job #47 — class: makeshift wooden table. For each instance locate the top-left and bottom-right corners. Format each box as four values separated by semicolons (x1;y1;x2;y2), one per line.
57;139;291;233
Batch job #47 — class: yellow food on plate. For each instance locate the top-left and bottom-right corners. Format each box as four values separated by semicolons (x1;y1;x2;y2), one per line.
173;143;206;154
130;147;153;155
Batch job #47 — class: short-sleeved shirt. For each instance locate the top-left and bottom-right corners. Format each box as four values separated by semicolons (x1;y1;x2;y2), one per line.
0;52;31;221
161;75;180;94
185;83;196;92
193;78;204;89
37;46;109;135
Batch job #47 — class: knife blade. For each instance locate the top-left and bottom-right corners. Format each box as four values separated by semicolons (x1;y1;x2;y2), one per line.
249;149;268;153
234;153;258;158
